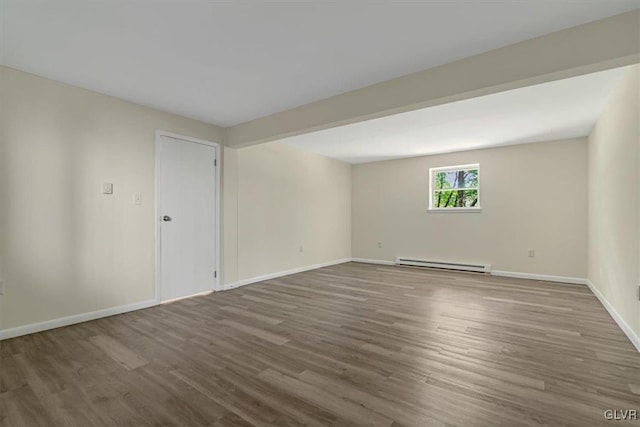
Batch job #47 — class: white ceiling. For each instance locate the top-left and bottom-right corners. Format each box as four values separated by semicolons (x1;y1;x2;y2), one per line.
1;1;638;127
279;67;628;163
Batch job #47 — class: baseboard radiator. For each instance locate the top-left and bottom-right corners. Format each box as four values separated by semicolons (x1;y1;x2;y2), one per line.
395;258;491;273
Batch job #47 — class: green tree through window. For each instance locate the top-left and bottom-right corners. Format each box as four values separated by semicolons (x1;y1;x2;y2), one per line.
430;164;480;209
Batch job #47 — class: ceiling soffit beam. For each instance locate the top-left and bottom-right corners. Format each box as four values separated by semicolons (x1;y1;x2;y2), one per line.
224;10;639;148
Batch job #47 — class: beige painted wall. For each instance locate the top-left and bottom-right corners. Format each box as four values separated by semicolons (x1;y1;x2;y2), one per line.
222;147;239;286
352;138;588;278
0;66;224;330
225;143;351;283
588;65;640;337
0;66;350;333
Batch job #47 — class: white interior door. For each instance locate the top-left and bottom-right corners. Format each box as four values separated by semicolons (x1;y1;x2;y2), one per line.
158;134;217;301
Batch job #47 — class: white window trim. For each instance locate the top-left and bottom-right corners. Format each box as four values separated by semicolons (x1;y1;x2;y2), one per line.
428;163;481;212
427;207;482;213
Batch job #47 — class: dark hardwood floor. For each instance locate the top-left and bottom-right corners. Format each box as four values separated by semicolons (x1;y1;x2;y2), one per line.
1;262;639;426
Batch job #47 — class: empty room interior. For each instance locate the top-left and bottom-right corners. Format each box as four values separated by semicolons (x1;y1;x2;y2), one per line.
1;2;640;426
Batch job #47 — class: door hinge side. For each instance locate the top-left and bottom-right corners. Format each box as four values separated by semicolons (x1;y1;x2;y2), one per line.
214;159;217;167
214;271;217;278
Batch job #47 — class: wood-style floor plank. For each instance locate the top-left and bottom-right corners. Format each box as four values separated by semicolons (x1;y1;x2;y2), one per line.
1;262;639;426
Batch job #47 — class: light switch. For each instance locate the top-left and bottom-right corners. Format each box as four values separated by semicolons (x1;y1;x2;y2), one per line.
133;193;142;205
102;182;113;194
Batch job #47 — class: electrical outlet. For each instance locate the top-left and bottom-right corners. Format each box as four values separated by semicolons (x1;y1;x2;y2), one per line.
133;193;142;205
528;249;536;258
0;280;4;295
377;242;382;248
102;182;113;194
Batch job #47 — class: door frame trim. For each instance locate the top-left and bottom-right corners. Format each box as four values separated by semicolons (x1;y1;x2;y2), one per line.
154;130;222;303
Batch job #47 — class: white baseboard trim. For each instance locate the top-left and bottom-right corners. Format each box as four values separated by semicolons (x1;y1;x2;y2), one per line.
221;258;352;291
350;258;395;266
0;299;157;341
586;280;640;352
491;270;588;285
350;261;588;286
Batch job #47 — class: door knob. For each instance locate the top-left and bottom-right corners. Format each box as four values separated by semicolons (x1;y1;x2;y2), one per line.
162;215;172;222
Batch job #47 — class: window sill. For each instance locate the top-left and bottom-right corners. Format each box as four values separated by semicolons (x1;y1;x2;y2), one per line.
427;207;482;213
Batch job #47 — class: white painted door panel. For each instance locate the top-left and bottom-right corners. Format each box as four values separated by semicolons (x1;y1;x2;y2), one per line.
158;136;216;301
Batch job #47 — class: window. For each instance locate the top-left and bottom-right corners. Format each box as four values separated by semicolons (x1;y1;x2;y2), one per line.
429;164;481;211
